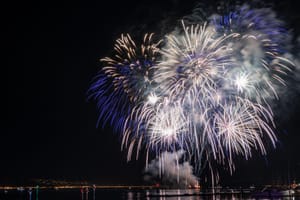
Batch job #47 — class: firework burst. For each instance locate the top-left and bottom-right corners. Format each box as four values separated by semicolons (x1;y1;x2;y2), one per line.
88;33;161;132
89;3;297;185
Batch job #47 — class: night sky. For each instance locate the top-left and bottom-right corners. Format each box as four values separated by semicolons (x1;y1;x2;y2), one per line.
5;0;300;186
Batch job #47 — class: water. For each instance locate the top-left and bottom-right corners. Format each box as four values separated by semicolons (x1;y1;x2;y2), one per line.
1;188;299;200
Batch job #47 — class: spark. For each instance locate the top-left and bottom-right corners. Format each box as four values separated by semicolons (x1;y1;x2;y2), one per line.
234;72;252;93
147;93;159;105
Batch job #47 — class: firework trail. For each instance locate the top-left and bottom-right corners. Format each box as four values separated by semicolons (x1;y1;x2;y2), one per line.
89;3;297;185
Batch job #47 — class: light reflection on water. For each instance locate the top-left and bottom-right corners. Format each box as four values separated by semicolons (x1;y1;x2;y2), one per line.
1;189;299;200
126;189;298;200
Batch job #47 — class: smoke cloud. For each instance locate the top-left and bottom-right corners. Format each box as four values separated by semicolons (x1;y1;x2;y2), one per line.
143;150;198;188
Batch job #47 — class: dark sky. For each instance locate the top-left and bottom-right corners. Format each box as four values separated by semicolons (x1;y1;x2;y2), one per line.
5;0;300;186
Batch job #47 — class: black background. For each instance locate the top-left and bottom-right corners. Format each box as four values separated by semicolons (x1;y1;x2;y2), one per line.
5;0;300;186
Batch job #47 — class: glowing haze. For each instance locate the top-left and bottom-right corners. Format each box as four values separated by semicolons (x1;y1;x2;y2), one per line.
88;3;297;185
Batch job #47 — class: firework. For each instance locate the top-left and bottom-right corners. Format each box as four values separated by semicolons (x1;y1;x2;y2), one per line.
154;21;235;98
87;33;161;132
210;5;294;103
89;3;296;185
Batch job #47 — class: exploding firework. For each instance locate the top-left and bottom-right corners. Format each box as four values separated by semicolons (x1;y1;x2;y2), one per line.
210;5;294;104
87;33;161;132
89;3;296;185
